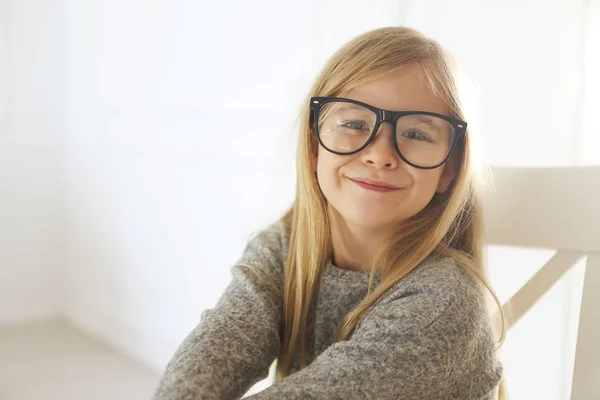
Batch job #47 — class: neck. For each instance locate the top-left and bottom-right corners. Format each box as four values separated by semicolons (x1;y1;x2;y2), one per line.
328;209;391;272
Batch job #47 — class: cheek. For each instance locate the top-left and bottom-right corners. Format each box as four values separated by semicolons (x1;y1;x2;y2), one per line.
411;168;445;197
316;150;353;199
317;149;343;181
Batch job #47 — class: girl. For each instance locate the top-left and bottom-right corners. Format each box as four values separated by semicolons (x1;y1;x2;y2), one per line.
153;26;506;400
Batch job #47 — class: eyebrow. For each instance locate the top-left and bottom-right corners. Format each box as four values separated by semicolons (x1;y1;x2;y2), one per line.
411;115;445;129
337;104;370;111
335;105;375;116
413;115;435;123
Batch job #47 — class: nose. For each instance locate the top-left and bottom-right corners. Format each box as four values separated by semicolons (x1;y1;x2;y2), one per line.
359;122;399;169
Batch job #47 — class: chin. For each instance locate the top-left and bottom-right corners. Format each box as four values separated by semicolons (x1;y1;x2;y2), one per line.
338;207;399;230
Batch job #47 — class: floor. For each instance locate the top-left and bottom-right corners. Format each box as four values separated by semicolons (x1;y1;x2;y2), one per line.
0;321;160;400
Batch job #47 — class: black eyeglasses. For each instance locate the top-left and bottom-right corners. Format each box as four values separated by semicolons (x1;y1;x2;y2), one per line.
309;96;467;169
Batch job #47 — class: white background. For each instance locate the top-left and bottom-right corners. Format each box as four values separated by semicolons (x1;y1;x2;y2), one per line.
0;1;598;399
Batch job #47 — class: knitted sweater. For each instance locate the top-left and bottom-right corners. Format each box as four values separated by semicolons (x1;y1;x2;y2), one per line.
152;220;503;400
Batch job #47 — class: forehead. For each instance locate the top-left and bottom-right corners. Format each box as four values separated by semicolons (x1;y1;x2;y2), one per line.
345;64;448;115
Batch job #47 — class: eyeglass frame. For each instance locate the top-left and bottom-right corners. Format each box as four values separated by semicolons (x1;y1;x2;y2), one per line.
309;96;468;170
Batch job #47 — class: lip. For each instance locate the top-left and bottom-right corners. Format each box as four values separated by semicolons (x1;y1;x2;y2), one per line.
349;178;399;193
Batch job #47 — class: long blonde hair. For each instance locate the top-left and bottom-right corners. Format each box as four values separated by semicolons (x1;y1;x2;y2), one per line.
251;26;507;398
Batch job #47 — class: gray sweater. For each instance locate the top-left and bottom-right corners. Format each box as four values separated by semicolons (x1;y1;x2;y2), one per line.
152;220;503;400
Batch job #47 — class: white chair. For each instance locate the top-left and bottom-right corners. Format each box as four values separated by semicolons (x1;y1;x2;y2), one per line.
484;166;600;400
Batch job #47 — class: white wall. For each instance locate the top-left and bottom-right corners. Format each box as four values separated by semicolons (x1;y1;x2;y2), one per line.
62;0;407;371
0;0;65;325
581;0;600;164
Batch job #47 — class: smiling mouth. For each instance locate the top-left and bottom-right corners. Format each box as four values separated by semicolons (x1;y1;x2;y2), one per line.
349;178;399;193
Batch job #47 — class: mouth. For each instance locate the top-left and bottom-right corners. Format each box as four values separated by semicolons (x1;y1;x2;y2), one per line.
348;178;399;193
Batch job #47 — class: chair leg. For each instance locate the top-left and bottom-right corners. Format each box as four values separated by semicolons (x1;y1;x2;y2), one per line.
571;253;600;400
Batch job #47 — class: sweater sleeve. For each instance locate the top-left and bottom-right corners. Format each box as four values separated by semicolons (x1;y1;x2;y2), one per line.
152;223;286;400
245;258;503;400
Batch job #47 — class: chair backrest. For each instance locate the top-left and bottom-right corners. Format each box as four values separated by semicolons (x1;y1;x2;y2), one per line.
483;166;600;252
483;166;600;400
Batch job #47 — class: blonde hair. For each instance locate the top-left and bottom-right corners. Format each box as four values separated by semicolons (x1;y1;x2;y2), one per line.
250;26;507;398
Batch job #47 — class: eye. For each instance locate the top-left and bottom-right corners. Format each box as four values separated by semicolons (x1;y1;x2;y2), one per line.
401;130;431;142
340;120;370;131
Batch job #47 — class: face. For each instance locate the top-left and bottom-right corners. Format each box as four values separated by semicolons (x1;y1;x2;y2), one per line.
313;64;456;231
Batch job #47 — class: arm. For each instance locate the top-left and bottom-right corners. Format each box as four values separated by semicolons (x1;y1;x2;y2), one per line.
152;224;286;400
246;259;503;400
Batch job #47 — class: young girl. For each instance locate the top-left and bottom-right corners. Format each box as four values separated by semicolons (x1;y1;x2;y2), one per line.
153;26;506;400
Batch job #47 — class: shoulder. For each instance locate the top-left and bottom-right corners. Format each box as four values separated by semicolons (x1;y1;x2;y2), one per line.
235;219;291;290
367;255;494;339
246;218;291;262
